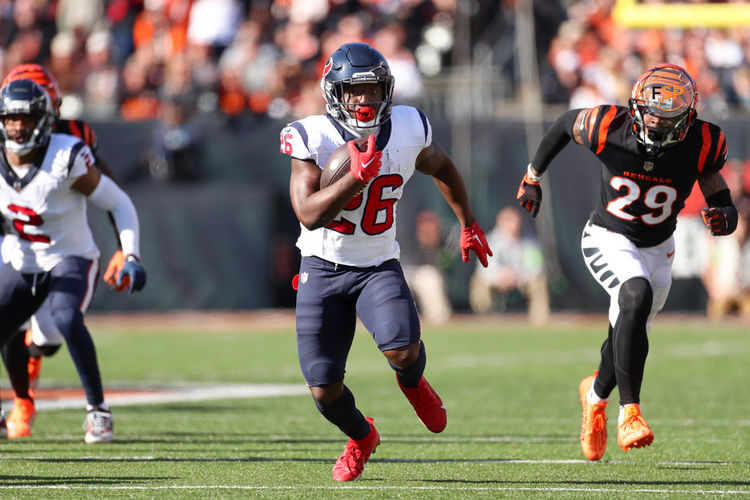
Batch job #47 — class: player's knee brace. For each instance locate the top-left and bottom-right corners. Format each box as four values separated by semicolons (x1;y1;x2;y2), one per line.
388;341;426;388
28;343;61;357
618;278;653;323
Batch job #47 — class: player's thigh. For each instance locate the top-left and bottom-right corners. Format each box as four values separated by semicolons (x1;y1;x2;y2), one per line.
296;257;358;386
356;259;420;351
47;256;98;317
31;298;65;346
581;222;650;298
0;265;48;341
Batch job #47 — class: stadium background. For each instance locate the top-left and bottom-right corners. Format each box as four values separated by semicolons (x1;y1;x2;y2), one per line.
2;0;749;314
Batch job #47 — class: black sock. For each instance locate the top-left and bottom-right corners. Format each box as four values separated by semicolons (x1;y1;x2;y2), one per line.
315;386;370;440
594;325;617;399
389;341;426;388
612;278;652;405
1;330;31;400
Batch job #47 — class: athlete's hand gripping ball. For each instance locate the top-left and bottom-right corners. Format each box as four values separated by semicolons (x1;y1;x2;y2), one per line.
460;222;493;267
348;134;381;183
517;173;542;217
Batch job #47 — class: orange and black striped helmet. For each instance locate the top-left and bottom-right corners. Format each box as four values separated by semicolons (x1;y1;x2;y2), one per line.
2;64;61;113
628;63;697;155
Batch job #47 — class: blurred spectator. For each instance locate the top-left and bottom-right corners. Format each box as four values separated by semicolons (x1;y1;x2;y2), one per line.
402;210;455;325
702;212;750;321
469;206;549;324
186;0;242;58
143;93;205;181
372;23;422;102
82;30;120;118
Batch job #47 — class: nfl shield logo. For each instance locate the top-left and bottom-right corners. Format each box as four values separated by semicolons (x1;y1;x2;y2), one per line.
300;272;308;284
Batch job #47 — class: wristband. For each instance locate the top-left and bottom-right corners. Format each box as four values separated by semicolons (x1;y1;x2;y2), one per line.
526;164;542;183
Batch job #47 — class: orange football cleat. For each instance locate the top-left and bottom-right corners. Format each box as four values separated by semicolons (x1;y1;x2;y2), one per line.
7;397;35;438
398;376;447;433
331;417;380;481
617;403;654;452
579;371;608;461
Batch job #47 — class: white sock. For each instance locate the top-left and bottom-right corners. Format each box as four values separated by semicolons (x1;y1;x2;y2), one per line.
86;402;110;412
587;384;607;405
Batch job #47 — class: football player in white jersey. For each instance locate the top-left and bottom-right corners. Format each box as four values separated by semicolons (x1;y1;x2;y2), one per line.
0;79;147;443
280;42;492;481
0;63;131;439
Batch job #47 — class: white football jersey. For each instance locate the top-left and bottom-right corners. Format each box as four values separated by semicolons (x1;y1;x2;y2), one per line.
281;105;432;267
0;133;100;273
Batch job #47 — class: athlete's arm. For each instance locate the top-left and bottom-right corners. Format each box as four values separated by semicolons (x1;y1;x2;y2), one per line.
289;157;367;230
415;141;476;227
416;141;492;266
698;170;738;236
71;168;141;259
528;108;587;178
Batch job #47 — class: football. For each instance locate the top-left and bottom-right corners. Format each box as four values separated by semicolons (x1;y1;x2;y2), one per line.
320;138;368;189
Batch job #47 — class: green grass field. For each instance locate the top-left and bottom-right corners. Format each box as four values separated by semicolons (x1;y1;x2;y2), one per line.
1;312;748;498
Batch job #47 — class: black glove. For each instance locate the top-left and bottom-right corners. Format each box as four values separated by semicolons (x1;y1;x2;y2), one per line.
701;206;737;236
517;173;542;217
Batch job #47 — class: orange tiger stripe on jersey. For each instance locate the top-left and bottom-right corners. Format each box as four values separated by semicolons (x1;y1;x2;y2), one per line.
697;123;712;173
596;106;617;154
66;120;82;140
586;107;600;144
714;130;726;164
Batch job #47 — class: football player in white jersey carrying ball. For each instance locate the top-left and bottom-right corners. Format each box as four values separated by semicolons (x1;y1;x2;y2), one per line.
280;42;492;482
0;79;146;443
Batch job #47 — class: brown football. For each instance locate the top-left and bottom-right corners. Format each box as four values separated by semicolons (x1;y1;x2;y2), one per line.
320;138;368;189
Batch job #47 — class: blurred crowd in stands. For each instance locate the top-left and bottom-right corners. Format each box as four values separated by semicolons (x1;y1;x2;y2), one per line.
1;0;750;125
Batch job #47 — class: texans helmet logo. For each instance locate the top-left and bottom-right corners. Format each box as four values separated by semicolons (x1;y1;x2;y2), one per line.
323;59;333;77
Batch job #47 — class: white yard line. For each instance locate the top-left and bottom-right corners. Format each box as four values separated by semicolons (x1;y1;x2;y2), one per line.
1;383;308;411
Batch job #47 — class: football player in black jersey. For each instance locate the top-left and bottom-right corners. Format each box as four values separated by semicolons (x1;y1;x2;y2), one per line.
0;64;137;439
517;64;737;461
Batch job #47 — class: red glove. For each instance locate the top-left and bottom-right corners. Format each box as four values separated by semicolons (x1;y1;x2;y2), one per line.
348;134;382;183
460;222;493;267
103;250;126;291
701;206;736;236
517;173;542;217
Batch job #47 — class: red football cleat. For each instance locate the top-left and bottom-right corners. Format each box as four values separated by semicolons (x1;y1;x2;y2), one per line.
331;417;380;481
398;376;447;433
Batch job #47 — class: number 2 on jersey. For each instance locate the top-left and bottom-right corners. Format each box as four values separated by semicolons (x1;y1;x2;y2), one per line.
7;204;50;243
607;177;677;225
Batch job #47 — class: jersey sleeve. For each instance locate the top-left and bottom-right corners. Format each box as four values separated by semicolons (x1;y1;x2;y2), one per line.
695;122;727;174
416;108;432;148
280;122;313;160
67;143;96;180
578;104;621;155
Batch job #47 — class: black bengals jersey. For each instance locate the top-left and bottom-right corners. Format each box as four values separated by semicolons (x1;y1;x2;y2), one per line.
55;119;98;151
579;105;727;247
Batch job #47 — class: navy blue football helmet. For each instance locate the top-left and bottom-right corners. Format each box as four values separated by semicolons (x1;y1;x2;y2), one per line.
0;79;54;156
321;43;394;134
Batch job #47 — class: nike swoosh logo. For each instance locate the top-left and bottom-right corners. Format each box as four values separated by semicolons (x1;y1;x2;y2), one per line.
667;251;675;258
361;157;375;168
473;235;482;245
439;405;445;409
